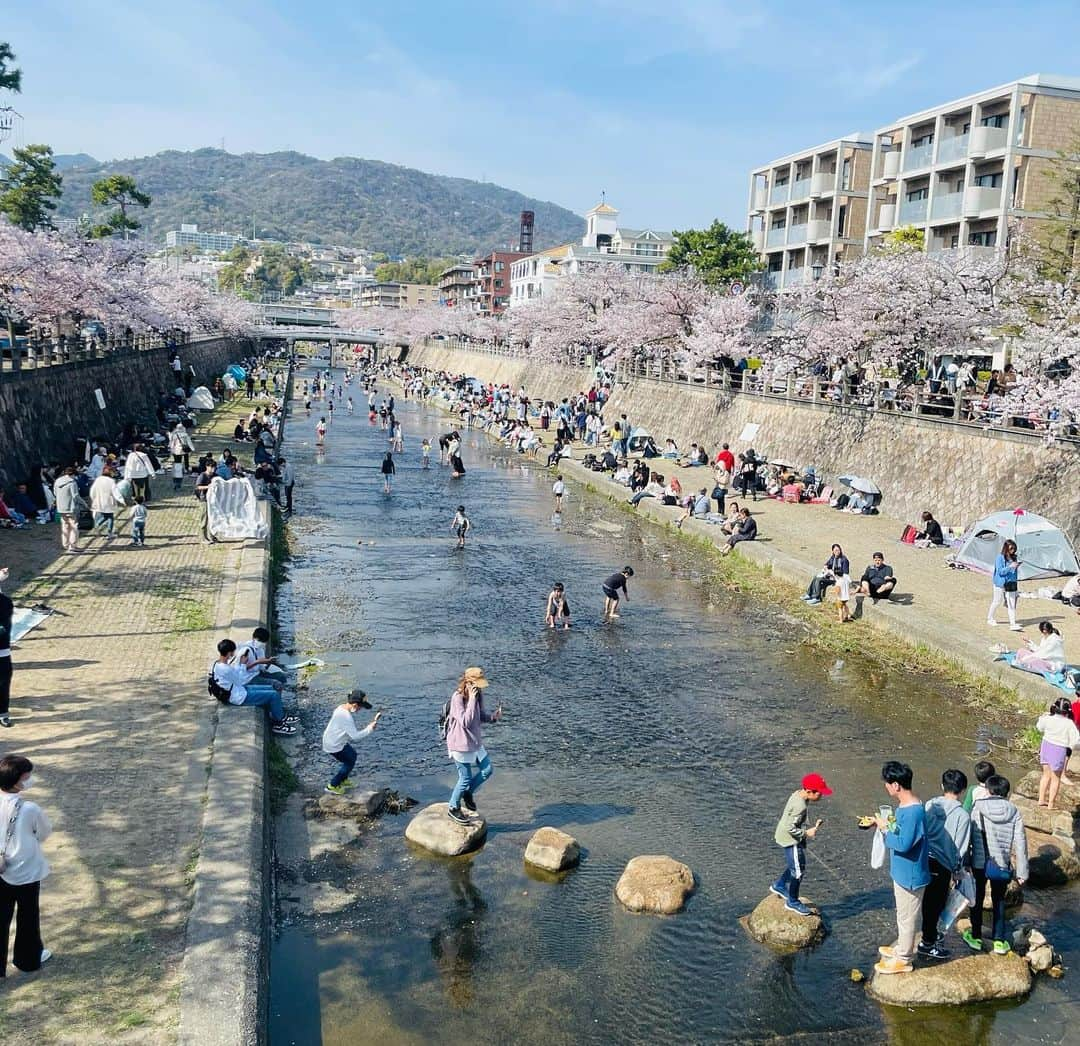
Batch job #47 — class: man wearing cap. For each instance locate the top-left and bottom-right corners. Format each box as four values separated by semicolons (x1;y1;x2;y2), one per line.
770;773;832;917
322;689;382;795
445;667;502;824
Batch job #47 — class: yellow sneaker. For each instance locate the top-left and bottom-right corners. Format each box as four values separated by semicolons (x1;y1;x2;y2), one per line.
874;957;913;975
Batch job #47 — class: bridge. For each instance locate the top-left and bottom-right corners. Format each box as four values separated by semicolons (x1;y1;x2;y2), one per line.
256;303;336;326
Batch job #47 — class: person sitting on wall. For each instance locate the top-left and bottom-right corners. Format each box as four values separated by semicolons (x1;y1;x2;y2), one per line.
720;508;757;555
858;552;897;601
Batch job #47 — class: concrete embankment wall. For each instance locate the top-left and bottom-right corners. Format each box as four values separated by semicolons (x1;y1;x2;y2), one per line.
404;344;1080;535
0;337;250;492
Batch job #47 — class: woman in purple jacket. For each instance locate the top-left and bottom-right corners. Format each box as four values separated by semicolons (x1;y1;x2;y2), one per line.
446;667;502;824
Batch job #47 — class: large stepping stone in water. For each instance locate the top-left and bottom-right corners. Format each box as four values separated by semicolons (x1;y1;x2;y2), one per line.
315;789;387;817
615;855;695;914
405;802;487;856
1012;796;1077;845
1025;828;1080;886
524;827;580;873
868;952;1032;1006
742;894;826;953
1015;771;1080;815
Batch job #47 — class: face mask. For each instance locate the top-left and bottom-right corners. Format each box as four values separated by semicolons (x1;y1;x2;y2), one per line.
19;775;33;791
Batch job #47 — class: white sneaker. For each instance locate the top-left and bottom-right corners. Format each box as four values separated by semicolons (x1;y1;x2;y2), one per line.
40;948;52;964
986;620;997;627
1009;624;1023;632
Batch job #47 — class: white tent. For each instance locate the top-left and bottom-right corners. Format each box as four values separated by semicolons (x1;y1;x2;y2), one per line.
952;509;1079;580
187;385;214;410
206;477;269;541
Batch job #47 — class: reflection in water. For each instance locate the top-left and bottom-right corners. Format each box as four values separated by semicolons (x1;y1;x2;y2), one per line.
430;861;486;1008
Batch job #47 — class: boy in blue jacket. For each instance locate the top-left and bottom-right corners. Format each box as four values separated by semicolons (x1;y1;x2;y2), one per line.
874;761;931;975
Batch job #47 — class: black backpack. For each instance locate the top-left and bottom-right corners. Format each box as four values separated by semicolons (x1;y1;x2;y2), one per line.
439;693;481;741
208;669;232;704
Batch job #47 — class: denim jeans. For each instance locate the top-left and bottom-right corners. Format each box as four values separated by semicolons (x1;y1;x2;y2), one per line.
93;511;115;536
772;844;805;901
330;743;357;787
132;522;145;545
450;754;492;809
242;684;285;722
970;869;1008;942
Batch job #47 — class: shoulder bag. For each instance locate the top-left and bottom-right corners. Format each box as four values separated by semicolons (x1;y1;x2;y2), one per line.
0;796;24;874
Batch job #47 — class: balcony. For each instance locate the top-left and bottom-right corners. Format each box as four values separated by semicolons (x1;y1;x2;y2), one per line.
903;142;934;171
882;150;901;179
807;219;832;242
877;202;897;230
898;198;929;224
810;172;835;196
752;228;765;251
930;192;963;221
790;177;812;200
937;134;969;165
963;185;1002;216
784;268;807;288
769;182;790;205
970;124;1008;156
766;225;788;247
762;271;781;290
787;223;808;245
752;186;768;211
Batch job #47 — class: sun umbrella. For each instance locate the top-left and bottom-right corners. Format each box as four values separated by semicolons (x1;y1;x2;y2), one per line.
767;458;796;470
839;474;881;495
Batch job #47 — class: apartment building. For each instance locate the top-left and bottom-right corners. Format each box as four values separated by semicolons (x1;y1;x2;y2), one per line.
358;282;442;309
866;74;1080;253
746;75;1080;279
165;223;245;253
746;136;874;290
473;250;528;314
438;263;478;309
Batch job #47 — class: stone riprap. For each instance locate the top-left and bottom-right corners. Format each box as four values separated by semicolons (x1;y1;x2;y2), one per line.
614;855;695;914
405;803;488;856
524;827;581;872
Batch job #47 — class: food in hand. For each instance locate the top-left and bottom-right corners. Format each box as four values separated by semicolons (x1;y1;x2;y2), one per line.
857;815;876;830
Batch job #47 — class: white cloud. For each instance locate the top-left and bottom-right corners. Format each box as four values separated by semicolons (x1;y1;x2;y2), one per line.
858;53;923;92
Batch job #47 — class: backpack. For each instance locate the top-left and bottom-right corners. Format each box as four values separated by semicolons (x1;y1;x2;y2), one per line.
438;698;453;740
208;668;233;704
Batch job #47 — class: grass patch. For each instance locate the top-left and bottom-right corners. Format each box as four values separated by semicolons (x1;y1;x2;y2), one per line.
174;598;212;633
1011;725;1043;757
115;1011;150;1030
183;845;200;887
267;738;299;815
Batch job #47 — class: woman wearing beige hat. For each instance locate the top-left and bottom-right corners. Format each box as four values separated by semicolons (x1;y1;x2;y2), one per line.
445;667;502;824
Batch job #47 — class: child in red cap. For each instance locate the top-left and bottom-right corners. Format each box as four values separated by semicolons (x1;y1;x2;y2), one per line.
770;773;832;916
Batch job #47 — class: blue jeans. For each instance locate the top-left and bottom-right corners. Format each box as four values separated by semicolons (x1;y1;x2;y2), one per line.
132;522;145;545
93;511;115;536
242;684;285;722
450;754;492;809
772;844;805;901
330;744;357;787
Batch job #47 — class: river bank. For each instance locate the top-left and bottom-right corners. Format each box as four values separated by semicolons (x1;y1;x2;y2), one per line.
268;368;1079;1045
392;346;1080;721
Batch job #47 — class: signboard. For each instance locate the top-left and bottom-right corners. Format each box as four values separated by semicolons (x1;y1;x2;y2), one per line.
94;388;106;410
738;422;759;443
730;281;745;296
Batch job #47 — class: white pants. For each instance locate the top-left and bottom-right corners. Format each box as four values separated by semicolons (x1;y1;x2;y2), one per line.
987;585;1017;626
60;513;79;551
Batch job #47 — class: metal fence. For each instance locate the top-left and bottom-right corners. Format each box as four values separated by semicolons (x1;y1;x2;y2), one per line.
0;330;211;375
416;337;1079;446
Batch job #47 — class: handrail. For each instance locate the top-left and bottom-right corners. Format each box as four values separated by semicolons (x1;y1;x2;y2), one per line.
0;330;225;375
412;337;1080;447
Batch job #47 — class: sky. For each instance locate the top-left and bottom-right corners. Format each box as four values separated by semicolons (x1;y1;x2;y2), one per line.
6;1;1080;232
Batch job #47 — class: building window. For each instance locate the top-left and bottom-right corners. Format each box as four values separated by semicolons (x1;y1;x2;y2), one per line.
494;279;502;288
950;234;960;248
841;158;851;190
974;172;1002;188
906;187;929;201
836;204;847;236
495;262;504;272
969;230;997;247
912;132;934;148
980;114;1007;129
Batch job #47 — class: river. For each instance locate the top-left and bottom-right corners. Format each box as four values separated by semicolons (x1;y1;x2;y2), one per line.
269;367;1079;1045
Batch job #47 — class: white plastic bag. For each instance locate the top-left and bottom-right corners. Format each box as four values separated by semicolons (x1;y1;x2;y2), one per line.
871;830;886;869
837;574;851;601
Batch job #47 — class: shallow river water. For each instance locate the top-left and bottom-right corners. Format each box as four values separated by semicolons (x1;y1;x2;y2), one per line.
269;369;1079;1045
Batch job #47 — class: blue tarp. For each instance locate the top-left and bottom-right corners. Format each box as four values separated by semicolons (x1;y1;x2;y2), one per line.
996;651;1077;693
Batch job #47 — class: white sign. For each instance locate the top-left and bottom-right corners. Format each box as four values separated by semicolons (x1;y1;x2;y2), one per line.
94;388;106;410
738;423;760;442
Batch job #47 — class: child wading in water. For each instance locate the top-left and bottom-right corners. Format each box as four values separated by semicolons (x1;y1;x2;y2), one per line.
1036;696;1080;810
316;417;327;445
451;505;470;548
322;690;382;794
381;452;396;493
421;439;431;468
545;582;571;629
770;773;831;916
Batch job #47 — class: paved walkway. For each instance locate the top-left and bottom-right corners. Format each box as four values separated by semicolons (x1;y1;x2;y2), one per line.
0;397;268;1043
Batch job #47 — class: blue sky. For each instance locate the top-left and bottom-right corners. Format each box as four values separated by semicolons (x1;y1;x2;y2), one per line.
6;2;1080;231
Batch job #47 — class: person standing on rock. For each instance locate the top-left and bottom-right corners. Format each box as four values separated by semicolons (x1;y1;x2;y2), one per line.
602;566;634;621
322;690;382;795
769;773;831;917
874;761;930;975
919;769;972;961
445;667;502;825
964;775;1028;955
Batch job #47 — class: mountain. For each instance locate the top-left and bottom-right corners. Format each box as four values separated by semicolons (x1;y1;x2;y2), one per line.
53;153;99;170
53;148;583;255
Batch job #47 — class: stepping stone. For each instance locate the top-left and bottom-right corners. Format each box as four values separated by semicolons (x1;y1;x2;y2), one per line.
615;855;695;914
1025;828;1080;886
742;894;826;953
404;802;486;856
316;789;387;817
524;827;580;873
867;952;1032;1006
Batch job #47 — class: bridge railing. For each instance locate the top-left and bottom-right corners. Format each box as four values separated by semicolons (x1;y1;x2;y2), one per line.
1;330;224;376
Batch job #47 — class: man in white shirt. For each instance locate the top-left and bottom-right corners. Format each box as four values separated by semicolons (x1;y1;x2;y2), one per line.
322;689;382;794
210;639;296;735
89;466;125;539
552;476;565;512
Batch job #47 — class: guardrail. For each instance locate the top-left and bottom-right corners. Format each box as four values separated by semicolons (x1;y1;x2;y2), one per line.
414;337;1080;447
0;330;215;375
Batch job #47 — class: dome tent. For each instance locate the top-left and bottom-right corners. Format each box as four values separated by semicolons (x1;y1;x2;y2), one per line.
952;509;1079;581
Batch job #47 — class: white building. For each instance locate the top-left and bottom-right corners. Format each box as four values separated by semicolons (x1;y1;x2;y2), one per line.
509;202;673;307
165;223;244;252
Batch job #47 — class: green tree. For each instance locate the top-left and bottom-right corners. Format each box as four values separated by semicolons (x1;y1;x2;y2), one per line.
0;41;21;94
1037;132;1080;279
89;173;152;238
0;144;62;230
217;244;312;299
374;256;457;284
878;225;925;253
659;220;763;285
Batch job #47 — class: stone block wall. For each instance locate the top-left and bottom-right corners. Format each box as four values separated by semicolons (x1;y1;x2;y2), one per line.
405;343;1080;535
0;337;249;492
